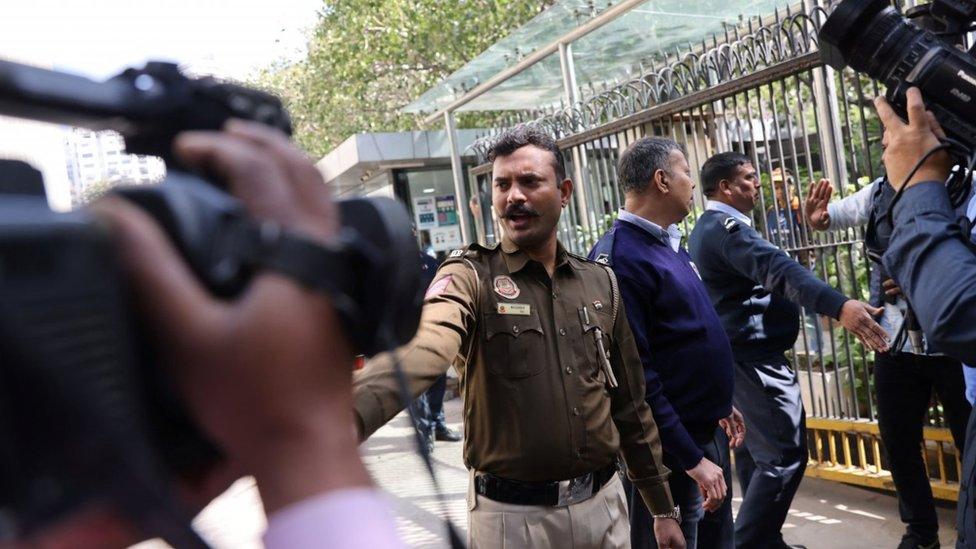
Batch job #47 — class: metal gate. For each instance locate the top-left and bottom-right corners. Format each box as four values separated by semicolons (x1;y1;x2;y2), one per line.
465;2;962;500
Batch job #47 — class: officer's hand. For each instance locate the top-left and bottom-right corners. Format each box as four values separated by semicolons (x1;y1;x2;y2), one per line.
92;120;369;516
883;278;903;298
875;88;951;190
804;178;833;230
838;300;889;352
719;406;746;450
653;517;686;549
686;457;726;512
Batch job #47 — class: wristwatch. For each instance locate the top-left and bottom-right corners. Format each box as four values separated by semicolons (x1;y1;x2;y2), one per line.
653;505;682;523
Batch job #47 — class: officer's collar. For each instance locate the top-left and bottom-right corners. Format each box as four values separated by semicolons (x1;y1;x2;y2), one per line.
706;200;753;227
500;237;570;273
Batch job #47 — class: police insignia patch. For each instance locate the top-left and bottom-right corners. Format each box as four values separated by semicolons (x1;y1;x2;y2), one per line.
723;217;739;232
595;253;610;265
493;275;521;299
449;249;464;258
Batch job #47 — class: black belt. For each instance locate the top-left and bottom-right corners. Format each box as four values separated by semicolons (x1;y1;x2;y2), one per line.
474;463;618;507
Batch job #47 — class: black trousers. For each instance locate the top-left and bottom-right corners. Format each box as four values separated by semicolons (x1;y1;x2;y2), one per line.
875;352;971;542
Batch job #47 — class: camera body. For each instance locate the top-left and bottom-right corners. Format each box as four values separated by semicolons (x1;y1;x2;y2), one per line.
820;0;976;148
0;60;424;545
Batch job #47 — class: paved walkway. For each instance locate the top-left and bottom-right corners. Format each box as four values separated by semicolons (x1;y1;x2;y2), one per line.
135;396;957;548
362;397;959;549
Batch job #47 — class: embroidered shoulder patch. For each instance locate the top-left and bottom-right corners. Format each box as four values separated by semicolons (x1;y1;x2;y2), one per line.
449;249;464;258
425;275;453;299
722;217;739;233
595;253;610;265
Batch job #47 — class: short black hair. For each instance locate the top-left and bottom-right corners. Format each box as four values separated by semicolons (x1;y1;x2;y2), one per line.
487;126;565;181
700;152;752;197
617;137;685;195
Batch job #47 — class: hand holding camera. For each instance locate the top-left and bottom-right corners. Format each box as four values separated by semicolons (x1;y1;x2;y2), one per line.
93;120;371;515
875;88;952;191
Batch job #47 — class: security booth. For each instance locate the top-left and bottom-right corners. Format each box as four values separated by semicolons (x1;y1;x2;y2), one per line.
316;129;483;260
403;0;964;502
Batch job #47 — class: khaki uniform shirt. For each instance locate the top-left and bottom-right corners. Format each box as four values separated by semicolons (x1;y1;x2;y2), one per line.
354;239;673;514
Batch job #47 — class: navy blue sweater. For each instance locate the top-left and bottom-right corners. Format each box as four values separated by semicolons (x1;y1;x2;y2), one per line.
590;218;735;470
688;209;848;360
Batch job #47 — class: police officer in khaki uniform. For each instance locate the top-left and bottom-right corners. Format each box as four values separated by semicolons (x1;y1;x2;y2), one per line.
354;126;685;549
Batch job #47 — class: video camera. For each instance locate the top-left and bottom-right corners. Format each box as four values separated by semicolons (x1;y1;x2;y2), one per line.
820;0;976;149
0;60;423;546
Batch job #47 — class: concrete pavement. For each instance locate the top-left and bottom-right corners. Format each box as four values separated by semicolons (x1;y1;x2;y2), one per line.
134;395;957;548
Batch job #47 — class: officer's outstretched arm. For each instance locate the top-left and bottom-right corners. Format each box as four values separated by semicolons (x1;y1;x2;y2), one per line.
606;287;675;515
721;223;848;319
353;260;478;440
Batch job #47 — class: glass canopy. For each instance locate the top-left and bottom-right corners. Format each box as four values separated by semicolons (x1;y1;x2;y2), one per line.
403;0;793;114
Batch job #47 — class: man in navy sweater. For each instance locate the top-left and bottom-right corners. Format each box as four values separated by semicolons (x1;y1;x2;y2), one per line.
590;137;745;549
688;152;889;549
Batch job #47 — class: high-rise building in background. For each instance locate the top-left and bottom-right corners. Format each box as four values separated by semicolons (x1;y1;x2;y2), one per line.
63;128;166;208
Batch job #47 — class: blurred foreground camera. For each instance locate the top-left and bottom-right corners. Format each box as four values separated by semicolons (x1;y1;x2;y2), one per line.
0;60;423;546
820;0;976;149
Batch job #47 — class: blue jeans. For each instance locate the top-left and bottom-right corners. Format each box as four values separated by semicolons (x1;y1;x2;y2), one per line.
732;355;807;549
623;427;734;549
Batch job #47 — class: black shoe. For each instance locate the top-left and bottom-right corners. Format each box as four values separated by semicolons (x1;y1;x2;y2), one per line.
435;425;462;442
897;535;939;549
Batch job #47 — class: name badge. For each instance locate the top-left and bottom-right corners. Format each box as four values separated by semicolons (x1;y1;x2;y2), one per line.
497;303;531;316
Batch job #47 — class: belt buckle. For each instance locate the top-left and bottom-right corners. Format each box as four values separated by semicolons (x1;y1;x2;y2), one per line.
556;473;593;506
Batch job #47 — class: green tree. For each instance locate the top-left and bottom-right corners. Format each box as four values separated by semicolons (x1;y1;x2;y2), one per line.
255;0;554;158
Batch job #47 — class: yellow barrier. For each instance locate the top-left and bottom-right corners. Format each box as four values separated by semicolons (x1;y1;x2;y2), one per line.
804;417;960;501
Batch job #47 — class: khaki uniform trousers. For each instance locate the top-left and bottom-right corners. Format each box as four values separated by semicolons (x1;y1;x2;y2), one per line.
467;471;630;549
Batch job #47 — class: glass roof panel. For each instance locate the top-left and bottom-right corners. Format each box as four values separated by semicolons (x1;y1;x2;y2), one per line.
404;0;793;114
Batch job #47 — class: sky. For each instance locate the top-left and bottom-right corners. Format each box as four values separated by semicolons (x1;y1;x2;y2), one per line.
0;0;324;81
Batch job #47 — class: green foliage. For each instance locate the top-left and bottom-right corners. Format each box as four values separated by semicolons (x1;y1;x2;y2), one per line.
254;0;555;158
575;211;618;251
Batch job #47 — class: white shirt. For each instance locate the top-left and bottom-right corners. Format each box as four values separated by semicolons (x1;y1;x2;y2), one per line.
705;200;753;226
617;209;682;252
264;488;404;549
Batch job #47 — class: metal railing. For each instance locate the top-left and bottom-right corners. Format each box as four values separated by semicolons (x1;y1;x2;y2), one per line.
464;1;963;500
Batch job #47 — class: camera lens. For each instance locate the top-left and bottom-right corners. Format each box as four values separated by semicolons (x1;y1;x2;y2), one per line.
820;0;976;148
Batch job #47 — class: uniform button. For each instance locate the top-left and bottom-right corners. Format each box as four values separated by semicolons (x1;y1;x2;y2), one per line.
576;448;584;458
565;366;573;375
552;291;558;299
572;407;580;416
513;324;519;333
559;328;567;336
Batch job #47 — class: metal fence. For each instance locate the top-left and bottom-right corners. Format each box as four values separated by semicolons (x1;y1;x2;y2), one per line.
464;1;962;500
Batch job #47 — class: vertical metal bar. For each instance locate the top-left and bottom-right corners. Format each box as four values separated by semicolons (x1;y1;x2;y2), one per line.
444;110;473;244
559;42;593;243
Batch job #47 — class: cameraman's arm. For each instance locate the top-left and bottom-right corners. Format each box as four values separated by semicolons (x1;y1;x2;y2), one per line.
877;88;976;364
883;182;976;364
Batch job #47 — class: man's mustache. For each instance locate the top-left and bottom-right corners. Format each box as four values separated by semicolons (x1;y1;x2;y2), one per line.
500;204;541;219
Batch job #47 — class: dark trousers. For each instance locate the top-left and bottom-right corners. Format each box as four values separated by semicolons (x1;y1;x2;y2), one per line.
624;427;735;549
732;355;807;549
411;373;448;437
875;352;971;543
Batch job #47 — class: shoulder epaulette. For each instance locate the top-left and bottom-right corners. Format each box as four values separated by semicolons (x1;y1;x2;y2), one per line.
721;216;741;234
446;241;498;261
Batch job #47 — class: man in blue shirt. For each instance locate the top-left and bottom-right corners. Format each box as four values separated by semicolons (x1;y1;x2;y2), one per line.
590;137;745;549
688;152;889;549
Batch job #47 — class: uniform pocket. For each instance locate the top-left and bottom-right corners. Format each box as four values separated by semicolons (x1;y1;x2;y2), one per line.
484;312;546;378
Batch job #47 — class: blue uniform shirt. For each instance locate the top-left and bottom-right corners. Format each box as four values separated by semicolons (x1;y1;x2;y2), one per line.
688;201;848;360
589;212;735;470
